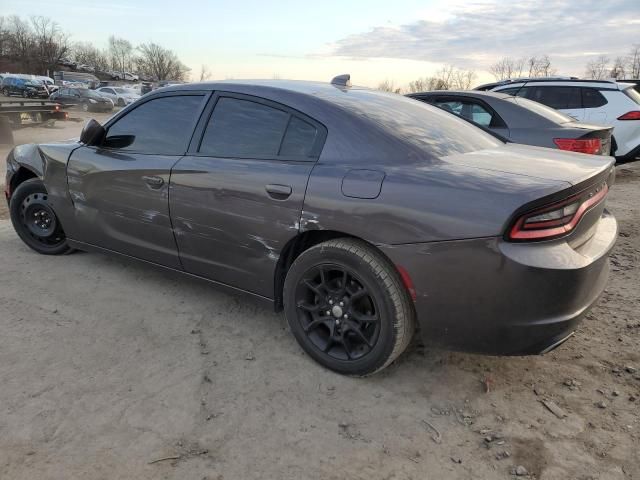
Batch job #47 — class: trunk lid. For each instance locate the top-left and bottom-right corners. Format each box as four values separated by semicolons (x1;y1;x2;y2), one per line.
444;143;615;186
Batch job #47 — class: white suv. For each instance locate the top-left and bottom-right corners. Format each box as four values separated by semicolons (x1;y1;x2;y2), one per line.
477;79;640;161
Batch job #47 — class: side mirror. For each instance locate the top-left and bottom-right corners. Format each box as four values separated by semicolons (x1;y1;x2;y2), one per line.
80;118;105;146
102;134;135;149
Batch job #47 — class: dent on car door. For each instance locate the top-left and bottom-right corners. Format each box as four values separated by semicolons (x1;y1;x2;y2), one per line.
66;93;207;267
169;93;326;298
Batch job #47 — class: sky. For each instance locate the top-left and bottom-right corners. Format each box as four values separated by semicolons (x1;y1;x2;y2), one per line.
2;0;639;87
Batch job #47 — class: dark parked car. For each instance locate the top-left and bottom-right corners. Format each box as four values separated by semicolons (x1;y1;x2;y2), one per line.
1;76;49;98
49;88;114;112
5;77;617;375
409;90;613;155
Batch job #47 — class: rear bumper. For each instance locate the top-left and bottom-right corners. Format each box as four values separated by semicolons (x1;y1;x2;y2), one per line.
380;210;617;355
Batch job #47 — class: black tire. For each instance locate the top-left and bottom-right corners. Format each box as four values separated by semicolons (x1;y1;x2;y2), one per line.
117;98;125;107
9;179;73;255
283;238;415;376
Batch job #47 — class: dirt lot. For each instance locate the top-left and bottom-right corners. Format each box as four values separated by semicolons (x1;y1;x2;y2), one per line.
0;118;638;480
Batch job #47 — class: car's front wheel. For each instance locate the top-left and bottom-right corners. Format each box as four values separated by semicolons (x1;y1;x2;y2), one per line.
9;179;73;255
283;238;415;376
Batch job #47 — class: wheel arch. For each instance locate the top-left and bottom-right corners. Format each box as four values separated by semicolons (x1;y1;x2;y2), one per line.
10;166;39;195
273;229;413;312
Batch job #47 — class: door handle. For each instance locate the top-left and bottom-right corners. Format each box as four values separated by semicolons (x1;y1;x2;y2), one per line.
265;184;292;200
142;175;164;189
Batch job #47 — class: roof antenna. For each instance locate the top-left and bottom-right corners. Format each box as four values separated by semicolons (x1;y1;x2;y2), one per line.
331;74;351;87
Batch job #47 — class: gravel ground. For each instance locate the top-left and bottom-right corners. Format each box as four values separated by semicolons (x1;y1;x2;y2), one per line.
0;119;638;480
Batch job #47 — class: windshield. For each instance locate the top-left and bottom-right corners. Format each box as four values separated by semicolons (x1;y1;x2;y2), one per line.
509;96;574;124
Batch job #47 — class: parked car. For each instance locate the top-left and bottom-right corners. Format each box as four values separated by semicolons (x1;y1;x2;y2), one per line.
76;64;96;73
1;76;49;98
112;71;139;81
5;77;617;376
478;78;640;162
409;90;613;155
49;88;114;112
59;58;77;68
95;86;140;107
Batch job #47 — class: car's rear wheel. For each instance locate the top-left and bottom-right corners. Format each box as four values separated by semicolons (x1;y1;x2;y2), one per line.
9;179;73;255
283;238;415;376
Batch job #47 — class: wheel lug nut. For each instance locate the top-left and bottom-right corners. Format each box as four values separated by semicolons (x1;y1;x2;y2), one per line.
335;319;340;324
344;314;348;319
339;302;344;307
329;299;333;305
326;310;331;315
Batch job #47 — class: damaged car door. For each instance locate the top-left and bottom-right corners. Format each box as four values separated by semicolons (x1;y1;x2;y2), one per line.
66;92;207;268
169;93;326;298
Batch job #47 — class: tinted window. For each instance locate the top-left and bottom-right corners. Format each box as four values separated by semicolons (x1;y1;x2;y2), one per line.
106;95;204;154
200;97;289;157
280;116;318;156
526;86;581;109
581;88;607;108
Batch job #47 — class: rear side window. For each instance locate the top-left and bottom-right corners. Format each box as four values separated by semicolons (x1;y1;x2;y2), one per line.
280;116;318;156
526;86;581;109
495;87;521;96
199;96;321;159
581;88;607;108
105;95;204;154
433;99;494;127
200;97;289;157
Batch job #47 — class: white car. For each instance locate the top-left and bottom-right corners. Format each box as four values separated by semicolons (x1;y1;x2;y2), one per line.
76;64;96;73
112;71;139;82
481;79;640;161
95;86;140;107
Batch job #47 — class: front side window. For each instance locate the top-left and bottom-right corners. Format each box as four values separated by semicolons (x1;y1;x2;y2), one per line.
105;95;204;154
199;97;289;157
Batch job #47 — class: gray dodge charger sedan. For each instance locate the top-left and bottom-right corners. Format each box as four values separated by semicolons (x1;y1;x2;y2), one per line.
5;76;617;376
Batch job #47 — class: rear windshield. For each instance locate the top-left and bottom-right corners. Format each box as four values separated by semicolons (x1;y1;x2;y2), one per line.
624;86;640;105
507;96;575;124
325;89;502;156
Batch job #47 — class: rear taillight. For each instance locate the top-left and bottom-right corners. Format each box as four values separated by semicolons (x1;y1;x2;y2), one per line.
553;138;601;155
508;183;608;241
617;111;640;120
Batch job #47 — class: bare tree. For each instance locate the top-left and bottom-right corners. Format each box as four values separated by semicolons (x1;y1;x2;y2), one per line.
109;35;133;74
526;55;556;77
627;44;640;78
585;55;610;80
610;56;626;79
377;79;401;94
199;64;211;81
489;57;525;80
29;16;69;73
73;41;109;71
137;42;189;81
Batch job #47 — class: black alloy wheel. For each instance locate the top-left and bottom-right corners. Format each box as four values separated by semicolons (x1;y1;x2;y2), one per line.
294;264;381;361
9;179;73;255
284;238;415;376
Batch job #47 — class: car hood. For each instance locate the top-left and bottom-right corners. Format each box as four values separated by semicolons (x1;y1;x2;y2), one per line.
443;143;615;186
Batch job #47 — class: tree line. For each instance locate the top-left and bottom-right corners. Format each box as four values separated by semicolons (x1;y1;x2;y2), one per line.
378;65;477;94
0;15;190;81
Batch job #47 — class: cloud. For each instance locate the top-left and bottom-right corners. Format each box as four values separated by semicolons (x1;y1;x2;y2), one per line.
327;0;640;74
